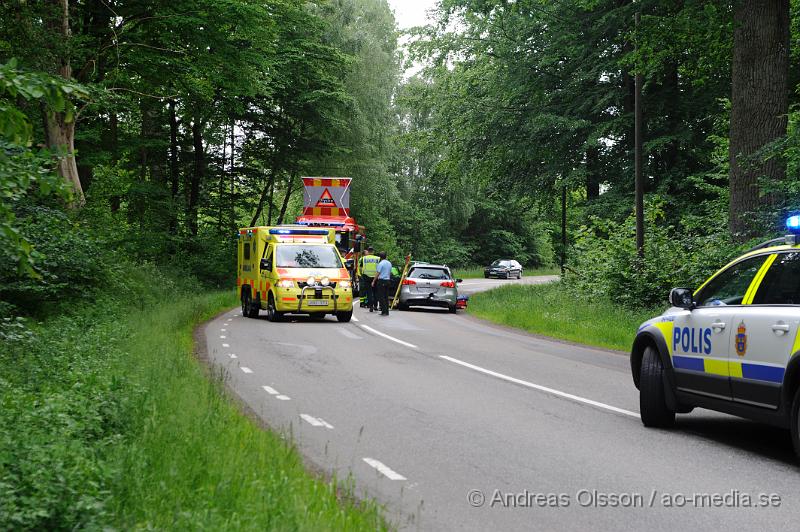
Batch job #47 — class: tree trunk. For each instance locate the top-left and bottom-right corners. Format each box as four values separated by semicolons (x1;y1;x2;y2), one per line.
188;119;204;236
276;173;296;225
169;100;179;232
586;145;600;199
45;0;84;207
250;177;272;227
729;0;790;240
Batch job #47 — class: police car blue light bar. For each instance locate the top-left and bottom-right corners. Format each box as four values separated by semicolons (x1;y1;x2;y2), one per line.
787;215;800;232
269;228;330;235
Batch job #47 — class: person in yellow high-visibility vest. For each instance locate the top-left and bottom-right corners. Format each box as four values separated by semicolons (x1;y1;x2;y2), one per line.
358;246;380;312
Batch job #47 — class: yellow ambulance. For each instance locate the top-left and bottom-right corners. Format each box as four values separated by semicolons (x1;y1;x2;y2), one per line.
237;226;354;322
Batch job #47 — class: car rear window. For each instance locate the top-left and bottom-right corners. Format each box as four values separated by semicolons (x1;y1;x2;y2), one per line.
409;267;450;280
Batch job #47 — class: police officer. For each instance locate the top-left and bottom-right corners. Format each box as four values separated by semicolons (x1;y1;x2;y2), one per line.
372;251;393;316
358;246;380;312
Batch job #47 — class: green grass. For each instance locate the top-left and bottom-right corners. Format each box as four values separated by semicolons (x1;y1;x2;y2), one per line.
1;266;386;530
467;282;658;351
453;265;561;279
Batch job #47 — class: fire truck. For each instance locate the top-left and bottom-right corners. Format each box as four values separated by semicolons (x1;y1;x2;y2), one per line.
295;177;367;294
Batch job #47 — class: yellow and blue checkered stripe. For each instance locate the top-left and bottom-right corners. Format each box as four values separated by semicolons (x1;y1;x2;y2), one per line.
648;321;785;384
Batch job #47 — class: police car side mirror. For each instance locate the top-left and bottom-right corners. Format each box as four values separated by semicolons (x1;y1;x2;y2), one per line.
669;288;695;309
260;258;272;271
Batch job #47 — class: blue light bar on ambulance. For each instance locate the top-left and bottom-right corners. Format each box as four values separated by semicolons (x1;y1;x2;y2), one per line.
787;215;800;232
269;228;330;236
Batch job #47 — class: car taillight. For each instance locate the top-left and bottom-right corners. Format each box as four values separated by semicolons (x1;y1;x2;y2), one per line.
440;280;455;288
402;279;416;285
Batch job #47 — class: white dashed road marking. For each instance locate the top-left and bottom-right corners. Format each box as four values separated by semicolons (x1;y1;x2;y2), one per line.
221;328;227;332
439;355;638;418
358;324;417;349
228;353;237;359
300;414;334;429
222;343;230;348
240;367;253;374
276;395;291;401
363;458;407;480
338;328;363;340
220;335;226;339
352;316;359;322
262;386;279;395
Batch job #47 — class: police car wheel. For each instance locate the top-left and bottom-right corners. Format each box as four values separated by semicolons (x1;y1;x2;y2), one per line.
790;386;800;458
639;346;675;428
336;310;352;322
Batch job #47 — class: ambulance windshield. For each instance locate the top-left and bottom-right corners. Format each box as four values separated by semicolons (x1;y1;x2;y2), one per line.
276;245;342;269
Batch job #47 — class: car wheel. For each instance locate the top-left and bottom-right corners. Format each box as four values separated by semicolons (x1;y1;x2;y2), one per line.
484;273;490;279
336;310;353;322
639;346;675;427
448;305;457;314
518;270;523;279
398;303;409;311
790;386;800;458
241;290;249;316
266;294;283;322
247;293;261;318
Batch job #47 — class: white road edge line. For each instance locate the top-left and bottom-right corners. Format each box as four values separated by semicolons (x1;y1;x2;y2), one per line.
262;385;279;395
240;367;253;374
358;324;417;349
352;316;359;322
363;458;407;480
439;355;639;418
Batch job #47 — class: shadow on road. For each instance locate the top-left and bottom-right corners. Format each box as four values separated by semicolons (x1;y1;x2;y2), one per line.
676;416;797;465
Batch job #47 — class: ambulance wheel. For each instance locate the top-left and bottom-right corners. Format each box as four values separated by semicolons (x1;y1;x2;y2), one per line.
336;310;352;322
639;346;675;428
247;293;260;318
790;386;800;458
266;294;283;322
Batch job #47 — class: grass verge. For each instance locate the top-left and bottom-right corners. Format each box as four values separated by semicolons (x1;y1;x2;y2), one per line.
0;264;385;530
467;282;658;352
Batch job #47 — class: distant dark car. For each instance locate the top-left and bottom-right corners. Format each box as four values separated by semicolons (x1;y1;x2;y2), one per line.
484;259;523;279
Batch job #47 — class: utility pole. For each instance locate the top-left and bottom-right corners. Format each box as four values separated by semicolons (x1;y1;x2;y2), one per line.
634;11;644;258
561;184;567;275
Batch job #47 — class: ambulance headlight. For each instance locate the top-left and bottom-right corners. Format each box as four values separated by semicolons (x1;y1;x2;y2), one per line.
320;276;330;286
339;280;352;289
306;276;317;286
277;279;294;289
787;215;800;232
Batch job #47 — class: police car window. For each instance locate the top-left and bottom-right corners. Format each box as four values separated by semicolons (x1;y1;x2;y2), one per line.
694;255;766;307
276;245;342;268
409;267;450;280
752;253;800;305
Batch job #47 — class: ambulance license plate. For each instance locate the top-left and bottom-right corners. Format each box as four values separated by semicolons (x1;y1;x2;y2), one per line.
308;300;329;306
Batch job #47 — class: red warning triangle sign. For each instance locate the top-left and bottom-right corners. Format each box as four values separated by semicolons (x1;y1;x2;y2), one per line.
315;188;337;207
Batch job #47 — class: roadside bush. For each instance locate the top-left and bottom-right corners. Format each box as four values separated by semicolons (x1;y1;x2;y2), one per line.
565;204;744;309
0;206;112;314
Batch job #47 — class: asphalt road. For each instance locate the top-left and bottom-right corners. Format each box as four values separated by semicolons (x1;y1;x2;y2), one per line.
203;276;800;531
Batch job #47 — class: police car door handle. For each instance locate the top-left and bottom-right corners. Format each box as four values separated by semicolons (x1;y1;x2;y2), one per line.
711;321;726;331
772;323;790;334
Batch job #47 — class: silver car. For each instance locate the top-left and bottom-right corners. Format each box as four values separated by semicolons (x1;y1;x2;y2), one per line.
398;264;462;313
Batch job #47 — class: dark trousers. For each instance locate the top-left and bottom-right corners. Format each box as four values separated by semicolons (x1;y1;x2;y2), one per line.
361;275;375;309
375;279;391;314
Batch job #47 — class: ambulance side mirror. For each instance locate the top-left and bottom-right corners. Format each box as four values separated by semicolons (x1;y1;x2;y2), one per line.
345;259;354;270
669;288;695;309
260;258;272;271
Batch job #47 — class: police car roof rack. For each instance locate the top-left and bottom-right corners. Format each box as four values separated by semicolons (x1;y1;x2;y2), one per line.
748;235;797;253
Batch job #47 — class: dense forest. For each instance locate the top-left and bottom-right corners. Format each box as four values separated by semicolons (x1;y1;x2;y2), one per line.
3;0;800;310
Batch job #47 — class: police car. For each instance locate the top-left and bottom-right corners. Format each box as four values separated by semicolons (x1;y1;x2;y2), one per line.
631;216;800;457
